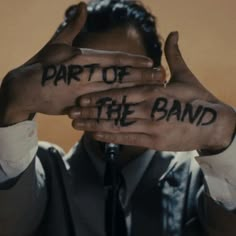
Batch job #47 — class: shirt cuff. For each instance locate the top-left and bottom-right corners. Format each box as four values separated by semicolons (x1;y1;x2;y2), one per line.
195;135;236;210
0;121;38;182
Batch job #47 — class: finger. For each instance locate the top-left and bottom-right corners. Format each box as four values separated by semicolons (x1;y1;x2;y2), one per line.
77;81;159;97
93;132;152;148
79;85;164;107
72;119;152;134
164;32;190;77
80;49;154;68
68;102;151;120
73;64;165;84
29;45;79;66
71;94;207;121
40;56;164;85
25;3;87;66
51;2;87;45
39;63;162;97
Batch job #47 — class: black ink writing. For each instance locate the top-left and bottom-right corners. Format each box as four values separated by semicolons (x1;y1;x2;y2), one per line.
94;96;217;128
196;107;217;126
42;65;83;86
96;97;113;123
181;103;203;124
102;66;132;84
96;96;136;127
151;97;168;120
151;97;217;126
84;64;100;81
41;64;132;86
102;66;117;84
166;100;182;121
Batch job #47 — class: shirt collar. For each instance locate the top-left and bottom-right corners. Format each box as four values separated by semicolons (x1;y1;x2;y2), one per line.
83;135;155;205
122;149;155;205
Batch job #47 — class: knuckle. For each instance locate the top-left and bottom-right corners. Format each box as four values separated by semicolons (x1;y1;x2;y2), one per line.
140;68;146;81
79;109;85;118
105;134;117;143
91;108;97;118
80;108;88;118
113;93;124;103
152;85;160;94
91;95;100;105
152;136;162;149
125;134;137;145
113;53;123;65
142;104;150;117
152;68;163;81
153;120;162;129
141;85;148;94
88;120;97;130
80;95;95;107
142;85;153;96
83;108;95;118
100;121;109;130
149;68;156;80
111;122;121;132
141;68;154;81
112;81;121;89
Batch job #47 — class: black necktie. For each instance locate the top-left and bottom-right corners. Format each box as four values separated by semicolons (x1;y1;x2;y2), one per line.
104;160;128;236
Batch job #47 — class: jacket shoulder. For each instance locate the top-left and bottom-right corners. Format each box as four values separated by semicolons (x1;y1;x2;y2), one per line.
37;141;65;157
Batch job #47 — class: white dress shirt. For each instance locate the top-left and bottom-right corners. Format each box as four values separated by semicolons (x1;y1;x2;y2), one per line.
86;144;155;236
0;121;38;182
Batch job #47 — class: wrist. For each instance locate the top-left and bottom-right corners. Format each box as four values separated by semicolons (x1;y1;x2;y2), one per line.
200;106;236;155
0;108;31;127
0;91;31;127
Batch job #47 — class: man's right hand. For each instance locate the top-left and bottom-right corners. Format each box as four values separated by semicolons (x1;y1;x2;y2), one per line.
0;2;165;126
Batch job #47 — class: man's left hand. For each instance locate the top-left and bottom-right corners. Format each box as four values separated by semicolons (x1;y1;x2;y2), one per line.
69;32;236;152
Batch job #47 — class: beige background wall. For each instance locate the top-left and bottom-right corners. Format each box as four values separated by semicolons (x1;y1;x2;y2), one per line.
0;0;235;151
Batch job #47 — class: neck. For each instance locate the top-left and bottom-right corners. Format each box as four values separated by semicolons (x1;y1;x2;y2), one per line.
83;132;147;168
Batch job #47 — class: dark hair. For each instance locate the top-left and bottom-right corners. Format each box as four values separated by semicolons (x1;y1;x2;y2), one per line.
65;0;162;66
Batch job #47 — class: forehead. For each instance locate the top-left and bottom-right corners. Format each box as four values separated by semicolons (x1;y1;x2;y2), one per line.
76;25;147;56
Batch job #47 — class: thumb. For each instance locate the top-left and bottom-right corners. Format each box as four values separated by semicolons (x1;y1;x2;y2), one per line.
24;2;87;66
164;32;190;77
50;2;87;45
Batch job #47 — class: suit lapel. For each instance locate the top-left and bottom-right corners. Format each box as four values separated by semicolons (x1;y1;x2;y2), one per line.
68;142;106;236
160;152;192;236
130;152;192;236
68;143;192;236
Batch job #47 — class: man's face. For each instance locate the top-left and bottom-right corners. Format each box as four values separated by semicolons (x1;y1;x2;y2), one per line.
75;25;147;56
74;25;149;162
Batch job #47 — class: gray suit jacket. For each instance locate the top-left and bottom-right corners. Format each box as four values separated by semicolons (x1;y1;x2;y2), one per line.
0;140;236;236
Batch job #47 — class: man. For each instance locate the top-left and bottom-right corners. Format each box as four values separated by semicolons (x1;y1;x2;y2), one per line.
0;1;235;236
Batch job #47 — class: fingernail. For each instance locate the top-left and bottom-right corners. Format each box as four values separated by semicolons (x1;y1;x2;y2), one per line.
72;110;81;118
95;133;104;139
147;59;153;67
153;67;162;72
172;31;179;44
80;98;91;106
76;121;85;128
152;67;162;80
